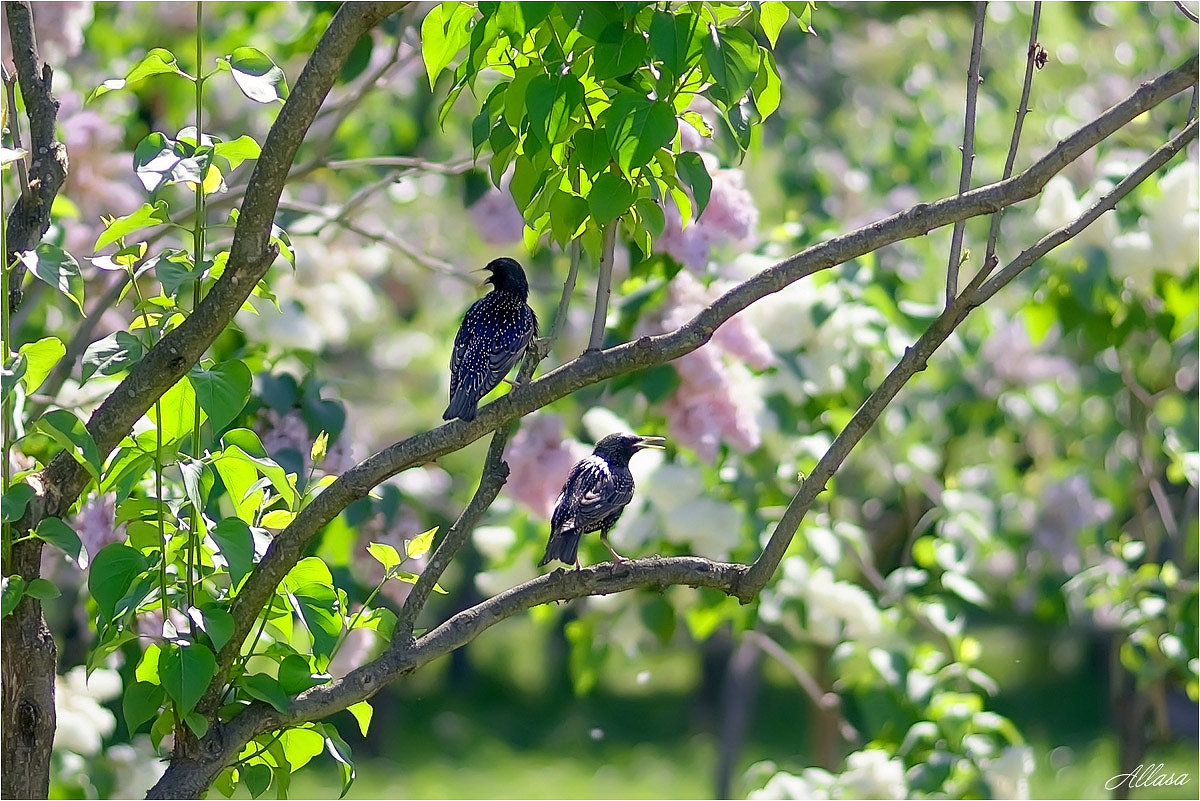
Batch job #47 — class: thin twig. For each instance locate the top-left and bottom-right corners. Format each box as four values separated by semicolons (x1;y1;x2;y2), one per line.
548;239;582;349
945;1;988;306
587;224;617;351
1;65;31;200
325;156;475;173
978;2;1043;291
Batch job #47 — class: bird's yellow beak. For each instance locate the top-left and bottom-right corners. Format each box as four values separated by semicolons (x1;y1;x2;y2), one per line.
635;436;667;450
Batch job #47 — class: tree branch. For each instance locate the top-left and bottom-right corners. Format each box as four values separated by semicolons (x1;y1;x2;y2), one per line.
205;53;1198;713
945;0;987;305
3;0;68;314
587;223;618;350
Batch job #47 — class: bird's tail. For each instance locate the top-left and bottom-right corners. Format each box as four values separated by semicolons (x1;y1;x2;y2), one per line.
442;392;478;422
539;525;582;567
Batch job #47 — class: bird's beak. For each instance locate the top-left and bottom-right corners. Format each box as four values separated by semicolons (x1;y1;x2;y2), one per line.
474;267;493;289
634;436;667;450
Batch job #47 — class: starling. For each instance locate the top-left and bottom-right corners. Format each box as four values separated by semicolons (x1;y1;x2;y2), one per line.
443;257;538;422
539;433;666;568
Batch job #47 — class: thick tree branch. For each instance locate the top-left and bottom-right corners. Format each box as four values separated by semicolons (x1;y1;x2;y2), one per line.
16;1;407;530
945;0;987;304
206;54;1199;707
2;0;68;315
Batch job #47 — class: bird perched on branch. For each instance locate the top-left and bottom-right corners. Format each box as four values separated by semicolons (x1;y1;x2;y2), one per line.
443;257;538;422
539;433;666;569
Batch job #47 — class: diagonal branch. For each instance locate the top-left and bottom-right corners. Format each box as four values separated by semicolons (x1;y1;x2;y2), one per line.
945;0;988;305
205;53;1198;705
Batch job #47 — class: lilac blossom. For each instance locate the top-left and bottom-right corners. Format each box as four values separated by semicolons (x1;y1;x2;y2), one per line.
468;177;526;245
257;408;356;476
2;2;92;69
655;163;759;274
504;413;590;519
70;492;126;565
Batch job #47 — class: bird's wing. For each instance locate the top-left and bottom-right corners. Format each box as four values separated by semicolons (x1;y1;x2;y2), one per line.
446;300;477;399
555;457;631;533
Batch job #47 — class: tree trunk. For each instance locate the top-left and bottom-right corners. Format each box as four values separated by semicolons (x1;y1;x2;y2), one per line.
2;539;56;799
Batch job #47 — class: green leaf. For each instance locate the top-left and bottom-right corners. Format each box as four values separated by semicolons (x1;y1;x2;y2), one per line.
261;509;296;528
226;47;289;103
367;542;402;571
194;605;236;651
136;644;162;683
310;431;329;466
179;457;206;518
347;701;373;737
184;712;210;739
648;11;695;77
550;190;591;244
211;517;255;589
2;576;26;617
406;526;438;559
150;376;204;445
37;409;103;482
18;244;84;314
34;517;85;566
635;198;666;238
244;763;272;798
89;47;189;101
243;673;292;712
758;1;790;47
701;26;760;108
605;95;677;175
676;151;712;214
23;578;60;600
132;132;201;192
2;483;35;523
279;727;326;772
190;360;252;432
94;201;171;252
88;543;149;621
526;72;584;149
593;21;649;80
588;172;635;226
82;331;144;382
320;724;357;799
721;97;759;152
421;2;474;90
18;337;65;394
123;680;165;732
160;641;217;717
750;48;782;119
212;135;261;171
942;572;989;607
0;146;28;167
278;654;324;695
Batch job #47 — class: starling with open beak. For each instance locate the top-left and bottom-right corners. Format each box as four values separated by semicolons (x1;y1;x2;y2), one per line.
539;433;666;568
443;257;538;422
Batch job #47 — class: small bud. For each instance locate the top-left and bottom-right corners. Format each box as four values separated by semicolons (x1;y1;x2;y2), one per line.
310;430;329;465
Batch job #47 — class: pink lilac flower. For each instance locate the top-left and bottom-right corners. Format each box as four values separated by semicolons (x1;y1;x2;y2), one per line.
504;413;590;519
649;273;768;462
2;2;93;70
258;408;356;476
654;166;759;274
468;179;526;245
70;492;126;564
55;92;143;257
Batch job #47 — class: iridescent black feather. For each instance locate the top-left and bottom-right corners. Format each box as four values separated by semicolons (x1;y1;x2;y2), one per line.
443;258;538;422
539;433;665;568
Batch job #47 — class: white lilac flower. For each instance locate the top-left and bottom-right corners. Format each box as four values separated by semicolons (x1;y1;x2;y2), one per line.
749;769;832;800
53;666;120;757
803;566;882;646
504;413;591;520
106;737;167;799
978;318;1077;395
838;748;908;799
983;745;1034;800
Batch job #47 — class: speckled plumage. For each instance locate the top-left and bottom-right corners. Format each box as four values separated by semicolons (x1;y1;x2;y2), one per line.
444;258;538;422
539;433;666;568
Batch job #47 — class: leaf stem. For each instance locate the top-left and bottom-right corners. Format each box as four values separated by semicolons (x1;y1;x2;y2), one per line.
187;0;207;612
586;224;617;351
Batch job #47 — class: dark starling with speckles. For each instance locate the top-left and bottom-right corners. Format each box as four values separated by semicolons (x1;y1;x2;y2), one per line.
539;433;666;568
443;257;538;422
